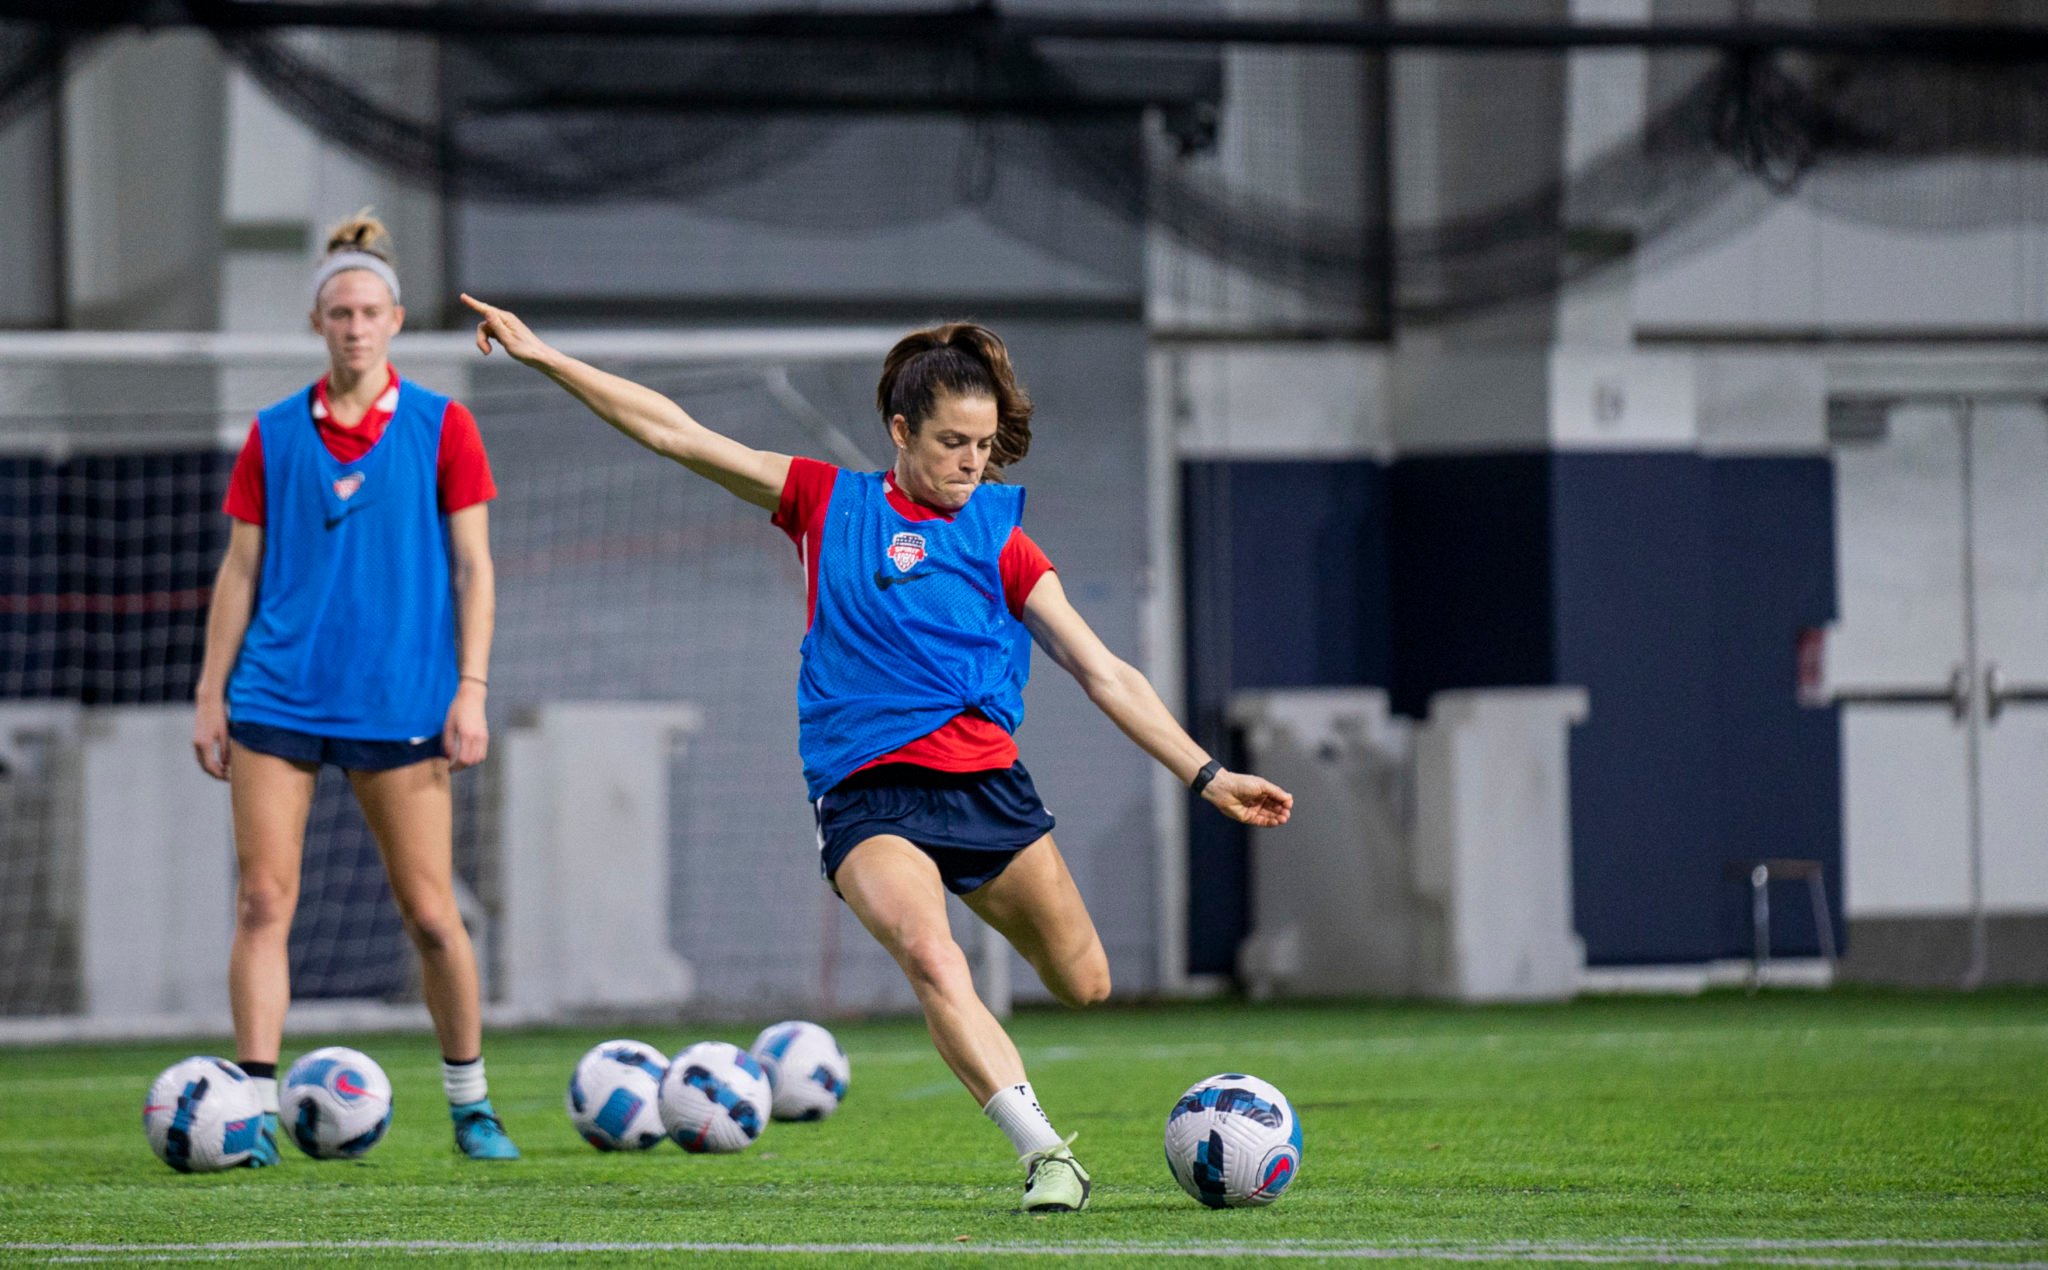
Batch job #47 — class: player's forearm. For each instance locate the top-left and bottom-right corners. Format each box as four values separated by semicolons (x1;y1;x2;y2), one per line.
195;556;256;703
452;552;495;685
1082;659;1211;786
534;347;713;463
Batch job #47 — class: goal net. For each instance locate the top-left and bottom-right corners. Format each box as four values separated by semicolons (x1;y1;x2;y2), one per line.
0;328;1025;1041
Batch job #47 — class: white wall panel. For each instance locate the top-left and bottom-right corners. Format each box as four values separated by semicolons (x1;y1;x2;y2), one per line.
1638;162;2048;334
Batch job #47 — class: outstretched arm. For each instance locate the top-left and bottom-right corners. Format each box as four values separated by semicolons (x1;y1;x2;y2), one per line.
461;294;791;511
1023;573;1292;828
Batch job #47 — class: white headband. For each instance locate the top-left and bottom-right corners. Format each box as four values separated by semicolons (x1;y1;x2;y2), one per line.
312;252;401;307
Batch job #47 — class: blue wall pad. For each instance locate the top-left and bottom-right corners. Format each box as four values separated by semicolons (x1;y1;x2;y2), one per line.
1180;459;1391;975
1704;457;1841;960
1387;453;1556;718
1184;452;1840;973
1551;452;1725;963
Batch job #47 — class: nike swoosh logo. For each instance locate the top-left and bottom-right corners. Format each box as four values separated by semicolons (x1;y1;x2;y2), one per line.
873;570;935;591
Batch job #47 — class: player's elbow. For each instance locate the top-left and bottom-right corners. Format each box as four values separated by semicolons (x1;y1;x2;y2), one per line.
644;411;711;466
651;427;700;465
219;541;262;588
1079;658;1142;713
451;551;492;595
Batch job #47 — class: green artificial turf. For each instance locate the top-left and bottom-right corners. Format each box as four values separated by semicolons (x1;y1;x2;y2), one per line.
0;990;2043;1266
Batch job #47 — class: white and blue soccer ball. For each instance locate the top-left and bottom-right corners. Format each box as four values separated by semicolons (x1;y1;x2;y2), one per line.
281;1046;393;1160
142;1056;266;1173
658;1041;771;1154
1163;1072;1304;1208
748;1020;850;1122
567;1039;670;1151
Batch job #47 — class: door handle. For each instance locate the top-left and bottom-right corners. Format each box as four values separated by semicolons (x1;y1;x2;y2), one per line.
1830;663;1971;722
1985;662;2048;722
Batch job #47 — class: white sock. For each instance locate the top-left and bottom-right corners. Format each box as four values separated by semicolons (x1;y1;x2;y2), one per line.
442;1056;487;1107
250;1077;278;1115
982;1081;1062;1158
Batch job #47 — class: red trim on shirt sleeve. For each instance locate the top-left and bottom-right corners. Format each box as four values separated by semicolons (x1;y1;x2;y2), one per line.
437;401;497;513
773;456;840;629
222;421;265;525
773;456;838;544
1000;526;1054;618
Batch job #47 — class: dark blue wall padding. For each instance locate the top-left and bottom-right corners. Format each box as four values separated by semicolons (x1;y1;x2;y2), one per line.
1181;450;1841;972
1387;453;1556;718
1551;452;1725;963
1180;460;1391;975
1704;458;1841;959
1552;453;1842;962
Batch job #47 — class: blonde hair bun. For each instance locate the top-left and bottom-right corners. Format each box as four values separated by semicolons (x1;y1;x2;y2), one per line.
322;208;394;264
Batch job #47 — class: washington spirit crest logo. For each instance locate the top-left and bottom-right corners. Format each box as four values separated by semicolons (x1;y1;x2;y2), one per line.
333;471;365;501
886;532;927;573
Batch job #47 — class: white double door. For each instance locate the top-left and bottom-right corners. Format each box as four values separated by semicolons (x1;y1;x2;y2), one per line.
1831;397;2048;984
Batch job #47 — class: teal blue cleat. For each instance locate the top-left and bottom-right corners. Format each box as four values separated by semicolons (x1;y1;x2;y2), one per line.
243;1111;281;1168
451;1099;520;1160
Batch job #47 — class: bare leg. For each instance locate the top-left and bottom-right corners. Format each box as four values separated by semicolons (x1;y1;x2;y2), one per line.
962;834;1111;1009
834;835;1025;1105
227;744;318;1065
349;758;480;1062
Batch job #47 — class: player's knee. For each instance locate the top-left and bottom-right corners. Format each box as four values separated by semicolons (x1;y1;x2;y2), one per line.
898;933;971;997
234;878;297;935
1054;957;1112;1009
399;903;466;957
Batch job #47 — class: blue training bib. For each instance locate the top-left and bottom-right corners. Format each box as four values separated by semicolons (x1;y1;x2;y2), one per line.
795;471;1031;798
227;379;459;740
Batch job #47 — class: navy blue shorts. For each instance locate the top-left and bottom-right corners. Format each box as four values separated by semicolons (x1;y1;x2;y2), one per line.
815;762;1056;896
229;720;444;772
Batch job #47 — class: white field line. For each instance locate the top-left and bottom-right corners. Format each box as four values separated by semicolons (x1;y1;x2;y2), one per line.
4;1239;2046;1265
7;1022;2047;1095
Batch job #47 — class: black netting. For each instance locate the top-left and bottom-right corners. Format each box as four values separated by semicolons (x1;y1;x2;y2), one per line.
0;21;78;133
12;11;2048;321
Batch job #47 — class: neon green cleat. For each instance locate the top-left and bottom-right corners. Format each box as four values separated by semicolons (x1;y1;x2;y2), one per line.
1020;1133;1092;1212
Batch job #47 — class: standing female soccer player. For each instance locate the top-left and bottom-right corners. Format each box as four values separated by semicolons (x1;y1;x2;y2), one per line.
462;295;1291;1210
191;214;518;1164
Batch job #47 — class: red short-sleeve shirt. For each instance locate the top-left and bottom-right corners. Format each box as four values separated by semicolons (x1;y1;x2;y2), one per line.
222;367;496;525
773;457;1055;774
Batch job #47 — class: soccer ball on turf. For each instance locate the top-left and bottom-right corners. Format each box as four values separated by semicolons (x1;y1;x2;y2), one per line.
566;1038;670;1151
280;1046;393;1160
1163;1072;1303;1208
658;1041;771;1153
142;1056;265;1173
748;1020;850;1122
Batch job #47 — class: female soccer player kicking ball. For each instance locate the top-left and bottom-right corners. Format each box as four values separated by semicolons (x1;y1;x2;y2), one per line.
191;214;518;1163
463;296;1291;1210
